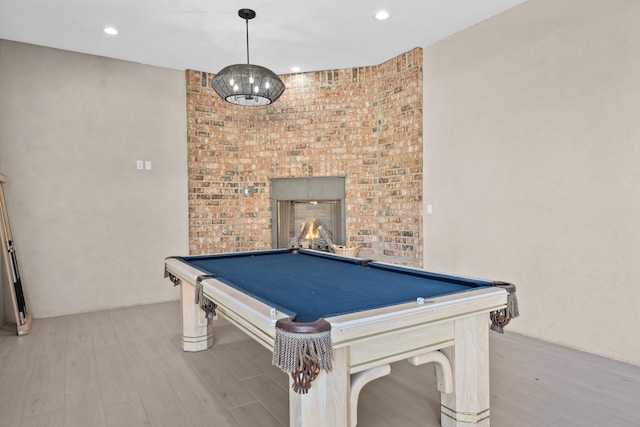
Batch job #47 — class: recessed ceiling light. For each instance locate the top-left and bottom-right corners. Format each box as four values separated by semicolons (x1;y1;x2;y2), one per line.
103;27;118;36
375;10;390;20
291;66;301;73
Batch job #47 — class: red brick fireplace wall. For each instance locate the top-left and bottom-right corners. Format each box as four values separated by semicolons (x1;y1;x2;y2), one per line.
186;48;423;266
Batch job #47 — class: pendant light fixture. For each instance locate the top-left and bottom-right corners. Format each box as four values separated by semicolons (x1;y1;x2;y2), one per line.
211;9;285;106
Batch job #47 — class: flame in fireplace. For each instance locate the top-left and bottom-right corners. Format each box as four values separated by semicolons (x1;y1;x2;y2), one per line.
304;219;321;240
290;217;334;250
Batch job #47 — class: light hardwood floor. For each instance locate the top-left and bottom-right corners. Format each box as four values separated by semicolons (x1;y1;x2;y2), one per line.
1;301;638;427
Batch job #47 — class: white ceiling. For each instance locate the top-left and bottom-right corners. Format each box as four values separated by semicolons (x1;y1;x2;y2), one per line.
0;0;526;75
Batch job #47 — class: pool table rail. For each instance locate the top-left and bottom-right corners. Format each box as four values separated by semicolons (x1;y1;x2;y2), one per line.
328;287;507;374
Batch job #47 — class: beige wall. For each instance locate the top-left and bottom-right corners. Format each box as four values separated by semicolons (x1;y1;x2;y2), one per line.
423;0;640;365
0;40;186;318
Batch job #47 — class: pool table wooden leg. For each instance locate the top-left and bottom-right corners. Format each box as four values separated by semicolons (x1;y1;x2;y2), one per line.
289;346;349;427
440;313;491;427
180;283;213;352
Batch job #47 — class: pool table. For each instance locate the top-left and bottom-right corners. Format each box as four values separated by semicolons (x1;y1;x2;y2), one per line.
164;249;517;427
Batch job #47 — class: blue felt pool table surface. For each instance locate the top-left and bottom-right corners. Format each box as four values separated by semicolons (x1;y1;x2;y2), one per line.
178;249;492;323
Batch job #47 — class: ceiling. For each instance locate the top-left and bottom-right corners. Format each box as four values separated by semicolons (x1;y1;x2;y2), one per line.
0;0;526;75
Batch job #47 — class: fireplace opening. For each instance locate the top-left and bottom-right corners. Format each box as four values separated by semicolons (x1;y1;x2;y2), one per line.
277;200;341;251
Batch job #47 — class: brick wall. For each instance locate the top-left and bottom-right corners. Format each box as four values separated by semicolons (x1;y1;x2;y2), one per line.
186;48;423;266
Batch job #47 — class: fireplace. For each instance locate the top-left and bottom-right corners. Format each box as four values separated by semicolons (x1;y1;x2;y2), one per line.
271;178;345;250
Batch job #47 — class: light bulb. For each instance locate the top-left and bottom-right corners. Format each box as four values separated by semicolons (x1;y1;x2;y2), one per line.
375;10;390;20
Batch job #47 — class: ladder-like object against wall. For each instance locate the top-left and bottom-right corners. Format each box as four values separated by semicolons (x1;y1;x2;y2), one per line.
0;173;32;335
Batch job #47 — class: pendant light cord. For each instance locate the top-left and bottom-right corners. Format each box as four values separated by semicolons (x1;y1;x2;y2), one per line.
245;18;250;65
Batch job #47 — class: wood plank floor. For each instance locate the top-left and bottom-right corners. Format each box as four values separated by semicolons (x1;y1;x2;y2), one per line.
1;301;638;426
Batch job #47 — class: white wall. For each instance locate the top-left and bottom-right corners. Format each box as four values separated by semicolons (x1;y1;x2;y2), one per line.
0;40;186;317
423;0;640;365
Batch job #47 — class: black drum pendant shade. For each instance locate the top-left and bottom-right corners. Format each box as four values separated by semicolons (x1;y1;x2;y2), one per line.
211;9;285;106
